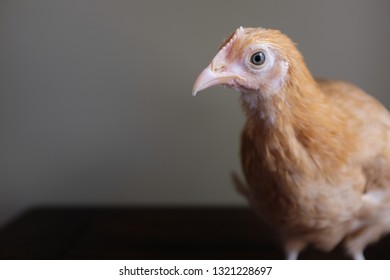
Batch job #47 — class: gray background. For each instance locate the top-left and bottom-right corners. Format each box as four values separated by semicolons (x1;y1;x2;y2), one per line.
1;0;389;226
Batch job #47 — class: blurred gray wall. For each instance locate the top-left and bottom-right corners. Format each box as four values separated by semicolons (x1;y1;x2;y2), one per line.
1;0;389;226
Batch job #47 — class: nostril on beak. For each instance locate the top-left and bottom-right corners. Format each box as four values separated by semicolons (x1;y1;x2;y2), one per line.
211;62;226;72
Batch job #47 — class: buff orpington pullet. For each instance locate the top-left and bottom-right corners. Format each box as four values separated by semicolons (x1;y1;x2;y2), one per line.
192;26;390;260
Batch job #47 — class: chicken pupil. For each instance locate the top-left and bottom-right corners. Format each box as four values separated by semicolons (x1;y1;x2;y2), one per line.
251;52;265;65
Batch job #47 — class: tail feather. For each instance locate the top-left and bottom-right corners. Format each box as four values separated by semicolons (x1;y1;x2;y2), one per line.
231;171;250;199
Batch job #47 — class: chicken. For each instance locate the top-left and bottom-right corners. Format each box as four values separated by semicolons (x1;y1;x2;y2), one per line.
192;26;390;260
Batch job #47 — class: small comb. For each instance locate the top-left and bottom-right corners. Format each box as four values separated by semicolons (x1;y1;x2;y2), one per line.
219;26;245;51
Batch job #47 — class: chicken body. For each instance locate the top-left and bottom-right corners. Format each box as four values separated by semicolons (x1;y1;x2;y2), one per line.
193;27;390;259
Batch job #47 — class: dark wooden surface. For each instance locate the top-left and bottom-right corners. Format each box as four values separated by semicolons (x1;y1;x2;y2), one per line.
0;207;389;260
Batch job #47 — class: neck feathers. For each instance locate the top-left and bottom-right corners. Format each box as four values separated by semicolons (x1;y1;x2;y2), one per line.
242;63;356;177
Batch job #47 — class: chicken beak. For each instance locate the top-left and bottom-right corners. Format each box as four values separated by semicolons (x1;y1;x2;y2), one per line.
192;64;245;96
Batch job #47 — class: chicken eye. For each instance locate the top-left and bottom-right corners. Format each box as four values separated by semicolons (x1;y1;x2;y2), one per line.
250;51;265;66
